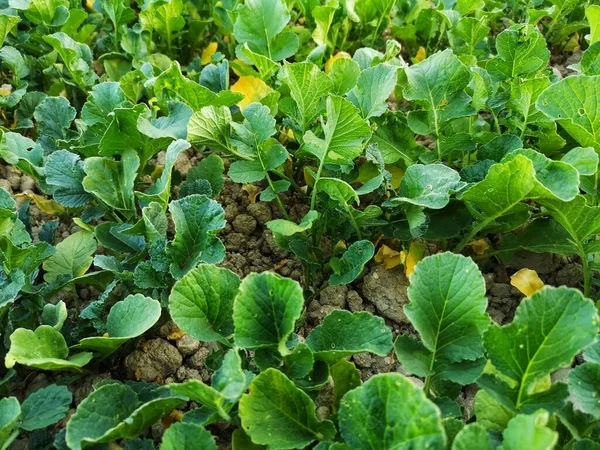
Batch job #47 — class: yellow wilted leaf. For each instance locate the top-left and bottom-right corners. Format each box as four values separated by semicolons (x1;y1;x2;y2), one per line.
231;76;273;110
201;42;218;65
415;46;427;62
73;217;94;232
510;268;545;297
161;410;184;429
167;329;186;340
374;244;406;270
16;192;65;215
387;165;405;190
468;239;489;255
405;242;426;278
0;84;12;97
325;51;351;73
242;184;260;203
304;166;317;188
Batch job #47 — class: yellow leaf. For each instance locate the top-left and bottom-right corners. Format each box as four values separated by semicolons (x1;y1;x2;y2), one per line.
303;166;317;188
468;239;489;255
405;242;426;278
415;46;427;62
0;84;12;97
201;42;218;65
242;184;260;203
15;192;65;215
374;244;406;270
387;165;405;190
510;268;545;297
231;76;273;110
161;410;184;429
324;51;351;73
73;218;94;232
167;329;186;341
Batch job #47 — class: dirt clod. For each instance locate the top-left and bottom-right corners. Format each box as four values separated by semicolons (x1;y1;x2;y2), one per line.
124;338;183;381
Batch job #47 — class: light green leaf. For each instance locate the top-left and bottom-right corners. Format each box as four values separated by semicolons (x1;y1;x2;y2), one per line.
239;368;336;449
397;253;489;385
237;43;280;79
331;359;361;413
312;4;336;46
187;106;233;153
139;0;184;48
317;177;359;206
43;33;97;88
499;412;558;450
5;326;93;371
81;81;131;127
0;397;20;449
230;102;276;157
66;383;185;450
34;96;76;141
569;362;600;419
168;265;241;342
347;63;397;119
328;57;361;95
20;384;71;431
587;5;600;44
487;25;550;80
266;210;318;236
43;231;97;283
161;422;216;450
41;301;67;330
305;310;392;363
233;272;303;354
483;287;598;411
181;154;224;197
338;373;445;449
537;75;600;151
0;14;20;46
45;150;93;208
561;147;599;177
233;0;298;61
167;194;226;278
82;150;139;213
280;62;334;132
329;240;375;285
10;0;68;25
74;294;161;355
451;423;491;450
474;390;514;432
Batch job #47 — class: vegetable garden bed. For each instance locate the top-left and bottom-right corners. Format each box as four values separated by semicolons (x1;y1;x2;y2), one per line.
2;0;600;448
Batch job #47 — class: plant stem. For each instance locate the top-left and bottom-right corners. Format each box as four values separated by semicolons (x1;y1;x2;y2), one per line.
454;221;486;253
345;204;363;240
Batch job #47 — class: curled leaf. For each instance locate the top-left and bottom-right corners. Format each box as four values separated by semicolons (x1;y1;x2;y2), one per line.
468;239;489;255
16;192;65;215
374;244;405;269
405;242;426;278
510;268;545;297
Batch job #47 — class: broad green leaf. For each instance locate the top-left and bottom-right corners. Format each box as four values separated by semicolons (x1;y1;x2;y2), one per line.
167;194;226;278
139;0;184;49
537;75;600;151
161;422;216;450
587;5;600;44
370;111;419;164
451;423;491;450
561;147;599;177
569;362;600;419
42;301;68;330
43;33;97;88
317;177;359;206
330;359;361;413
230;102;276;158
385;164;462;209
582;42;600;76
303;95;371;167
237;43;280;79
338;373;445;450
82;150;140;213
81;82;131;127
181;154;224;197
487;25;550;80
74;294;161;355
232;428;266;450
0;47;28;80
347;63;397;119
45;150;93;208
168;265;241;342
0;15;20;46
305;310;393;363
459;156;535;242
329;240;375;285
0;397;20;449
10;0;68;25
66;383;185;450
187;106;233;153
20;384;71;431
34;96;76;142
279;62;333;132
5;326;93;371
474;390;514;432
499;412;557;450
239;368;336;449
328;57;361;95
0;131;43;178
101;0;135;40
266;210;319;236
233;272;303;354
233;0;298;61
500;218;578;257
43;231;97;283
483;287;598;411
397;253;488;385
312;4;336;46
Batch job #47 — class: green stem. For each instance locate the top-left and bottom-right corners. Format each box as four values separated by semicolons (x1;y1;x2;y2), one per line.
257;152;290;221
581;247;592;298
345;204;363;240
423;376;432;397
454;221;487;253
310;156;327;211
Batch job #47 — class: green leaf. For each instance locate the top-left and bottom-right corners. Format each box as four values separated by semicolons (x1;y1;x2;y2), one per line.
20;384;72;431
5;326;93;371
397;252;489;385
42;231;97;283
347;63;397;119
101;0;135;37
266;210;319;236
45;150;93;208
451;423;491;450
233;272;303;354
500;218;578;257
82;150;140;213
42;301;68;330
305;310;393;363
279;62;334;132
34;96;76;141
81;81;131;127
0;397;20;449
230;102;276;158
182;154;224;197
161;422;216;450
11;0;68;25
317;178;359;206
537;75;600;151
329;240;375;285
74;294;161;356
499;412;558;450
561;147;599;177
187;106;233;153
66;383;185;450
486;25;550;80
569;362;600;419
328;58;361;95
239;368;336;449
587;5;600;45
43;33;98;88
303;95;371;167
0;47;28;80
233;0;298;61
370;111;419;164
0;14;20;46
474;390;514;432
483;287;598;411
168;265;241;342
330;359;361;413
139;0;185;48
338;373;445;449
